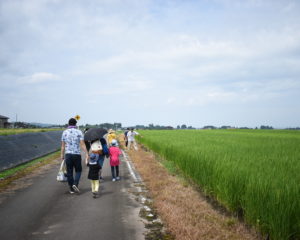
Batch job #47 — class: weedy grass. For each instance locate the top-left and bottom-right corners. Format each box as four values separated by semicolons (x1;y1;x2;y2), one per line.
0;128;63;136
0;151;60;189
137;129;300;240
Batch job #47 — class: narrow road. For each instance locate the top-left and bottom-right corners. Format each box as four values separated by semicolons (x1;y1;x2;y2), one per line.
0;152;145;240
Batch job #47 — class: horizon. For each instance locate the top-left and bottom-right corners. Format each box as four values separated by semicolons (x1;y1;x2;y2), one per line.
8;119;300;130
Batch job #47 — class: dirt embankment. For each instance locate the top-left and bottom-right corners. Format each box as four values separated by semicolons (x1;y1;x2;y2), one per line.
122;138;262;240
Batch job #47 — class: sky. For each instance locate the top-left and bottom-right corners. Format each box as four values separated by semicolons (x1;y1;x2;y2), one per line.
0;0;300;128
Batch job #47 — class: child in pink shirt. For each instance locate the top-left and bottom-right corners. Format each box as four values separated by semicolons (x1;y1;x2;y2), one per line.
109;139;122;181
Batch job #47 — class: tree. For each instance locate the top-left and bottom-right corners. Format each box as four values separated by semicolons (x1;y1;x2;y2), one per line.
114;122;122;130
220;126;232;129
203;125;217;129
260;125;273;130
181;124;187;129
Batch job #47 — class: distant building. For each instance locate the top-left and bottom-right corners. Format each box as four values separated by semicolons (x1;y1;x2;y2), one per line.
0;115;10;128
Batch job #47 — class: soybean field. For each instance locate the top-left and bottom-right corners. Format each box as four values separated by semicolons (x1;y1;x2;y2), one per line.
137;129;300;240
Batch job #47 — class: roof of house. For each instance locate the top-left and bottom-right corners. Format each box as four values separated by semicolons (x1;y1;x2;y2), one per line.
0;115;9;119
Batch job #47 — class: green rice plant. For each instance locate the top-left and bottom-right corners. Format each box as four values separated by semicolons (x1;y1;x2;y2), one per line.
136;129;300;240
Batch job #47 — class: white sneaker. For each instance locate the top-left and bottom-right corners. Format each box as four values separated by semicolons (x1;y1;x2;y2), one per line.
72;185;80;193
112;178;116;182
116;177;120;181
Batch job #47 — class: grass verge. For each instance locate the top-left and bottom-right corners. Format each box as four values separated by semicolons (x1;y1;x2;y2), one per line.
0;151;60;190
137;129;300;240
121;138;261;240
0;128;63;136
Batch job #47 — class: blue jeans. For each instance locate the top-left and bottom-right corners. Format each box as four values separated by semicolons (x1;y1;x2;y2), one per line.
65;154;82;187
98;155;105;168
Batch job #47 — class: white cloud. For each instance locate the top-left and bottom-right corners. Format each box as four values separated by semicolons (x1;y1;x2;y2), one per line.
1;0;300;127
18;72;60;84
84;75;153;99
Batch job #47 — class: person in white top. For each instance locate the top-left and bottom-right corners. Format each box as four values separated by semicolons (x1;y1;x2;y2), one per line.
127;128;139;151
61;118;89;194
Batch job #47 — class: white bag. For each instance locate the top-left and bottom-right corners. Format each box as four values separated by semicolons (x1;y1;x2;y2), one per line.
57;160;68;182
91;140;103;152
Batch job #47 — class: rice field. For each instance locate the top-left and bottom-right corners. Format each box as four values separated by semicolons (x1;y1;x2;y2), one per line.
137;129;300;240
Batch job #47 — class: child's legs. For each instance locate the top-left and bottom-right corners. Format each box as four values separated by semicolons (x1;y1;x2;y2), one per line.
91;180;99;192
116;165;119;177
111;166;116;178
94;180;99;192
91;180;95;192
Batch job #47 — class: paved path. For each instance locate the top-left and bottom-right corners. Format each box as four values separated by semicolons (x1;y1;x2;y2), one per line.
0;152;145;240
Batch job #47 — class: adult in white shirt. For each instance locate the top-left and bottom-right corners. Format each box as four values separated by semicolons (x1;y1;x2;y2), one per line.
61;118;89;194
127;128;139;151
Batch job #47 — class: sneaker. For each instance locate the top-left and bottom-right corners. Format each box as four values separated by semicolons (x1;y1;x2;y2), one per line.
92;192;97;198
116;176;120;181
112;178;116;182
72;185;80;193
69;187;75;194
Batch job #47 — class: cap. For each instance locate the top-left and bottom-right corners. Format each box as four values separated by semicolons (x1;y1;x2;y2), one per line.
111;139;118;146
89;153;99;165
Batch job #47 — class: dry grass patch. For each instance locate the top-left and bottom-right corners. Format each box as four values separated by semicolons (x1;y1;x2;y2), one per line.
124;142;261;240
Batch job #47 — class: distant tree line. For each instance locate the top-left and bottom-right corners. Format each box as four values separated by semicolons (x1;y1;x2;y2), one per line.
260;125;274;130
9;122;64;128
7;121;300;131
285;127;300;130
202;125;275;130
83;123;122;130
130;123;174;130
12;122;40;128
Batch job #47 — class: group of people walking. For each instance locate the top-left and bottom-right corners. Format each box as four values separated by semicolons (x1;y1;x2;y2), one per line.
86;135;121;198
124;128;139;150
60;118;139;198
